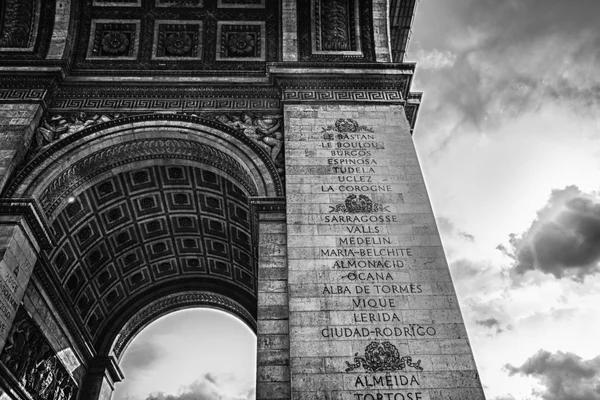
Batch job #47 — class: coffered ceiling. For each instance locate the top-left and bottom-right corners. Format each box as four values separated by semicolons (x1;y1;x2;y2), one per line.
45;164;258;342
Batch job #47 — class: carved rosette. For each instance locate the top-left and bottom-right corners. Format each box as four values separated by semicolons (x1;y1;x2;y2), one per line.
87;20;140;60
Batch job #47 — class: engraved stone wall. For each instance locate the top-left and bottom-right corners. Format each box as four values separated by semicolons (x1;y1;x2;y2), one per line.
284;104;486;400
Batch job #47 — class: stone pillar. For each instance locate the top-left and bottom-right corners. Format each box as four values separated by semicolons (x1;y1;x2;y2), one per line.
0;214;40;352
80;356;123;400
0;102;43;193
256;209;291;400
373;0;393;62
284;103;486;400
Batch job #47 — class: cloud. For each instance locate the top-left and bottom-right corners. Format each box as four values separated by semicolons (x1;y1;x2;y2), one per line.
436;216;476;242
121;339;165;372
506;186;600;280
414;49;457;69
474;317;511;336
145;373;254;400
475;317;500;329
505;350;600;400
409;0;600;149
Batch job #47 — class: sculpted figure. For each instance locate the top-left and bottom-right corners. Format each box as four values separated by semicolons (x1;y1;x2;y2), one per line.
53;371;66;400
34;113;122;150
35;116;69;148
214;112;284;174
37;356;55;398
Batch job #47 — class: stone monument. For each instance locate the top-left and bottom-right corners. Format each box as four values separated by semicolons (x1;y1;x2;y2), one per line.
0;1;486;399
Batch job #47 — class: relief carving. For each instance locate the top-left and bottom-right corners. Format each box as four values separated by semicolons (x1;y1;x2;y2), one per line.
0;308;78;399
34;112;284;177
345;341;423;373
313;0;360;54
0;0;37;48
34;113;125;150
204;112;284;175
329;194;390;213
320;0;351;51
322;118;374;134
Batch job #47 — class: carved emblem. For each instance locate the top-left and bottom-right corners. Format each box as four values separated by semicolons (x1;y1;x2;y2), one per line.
322;118;374;134
345;341;423;373
329;194;390;213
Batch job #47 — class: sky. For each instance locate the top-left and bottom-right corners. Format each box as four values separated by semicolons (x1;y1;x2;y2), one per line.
112;309;256;400
409;0;600;399
114;1;600;399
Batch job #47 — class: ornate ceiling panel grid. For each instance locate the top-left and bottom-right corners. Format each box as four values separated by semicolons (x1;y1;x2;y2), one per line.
46;165;257;341
73;0;279;72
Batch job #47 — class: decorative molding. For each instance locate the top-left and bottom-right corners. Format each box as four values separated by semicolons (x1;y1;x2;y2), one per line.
275;75;412;101
50;86;281;111
39;139;258;216
0;199;54;249
72;1;279;72
28;110;285;180
298;0;374;62
218;0;265;8
51;97;280;111
250;196;286;213
112;292;256;358
405;91;422;134
7;114;284;200
92;0;141;6
0;307;79;399
156;0;204;6
0;88;46;101
312;0;361;56
282;89;403;103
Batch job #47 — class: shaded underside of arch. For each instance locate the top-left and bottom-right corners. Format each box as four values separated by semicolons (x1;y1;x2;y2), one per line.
0;114;283;354
45;164;258;345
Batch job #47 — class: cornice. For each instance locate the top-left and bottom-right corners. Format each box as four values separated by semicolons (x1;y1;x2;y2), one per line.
0;199;54;249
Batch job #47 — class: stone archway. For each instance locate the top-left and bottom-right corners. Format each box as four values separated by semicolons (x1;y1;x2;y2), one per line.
0;115;287;400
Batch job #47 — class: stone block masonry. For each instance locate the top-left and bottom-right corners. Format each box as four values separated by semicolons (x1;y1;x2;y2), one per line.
284;104;486;400
0;103;43;192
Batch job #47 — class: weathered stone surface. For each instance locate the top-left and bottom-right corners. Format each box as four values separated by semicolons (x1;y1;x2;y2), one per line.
285;104;485;400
